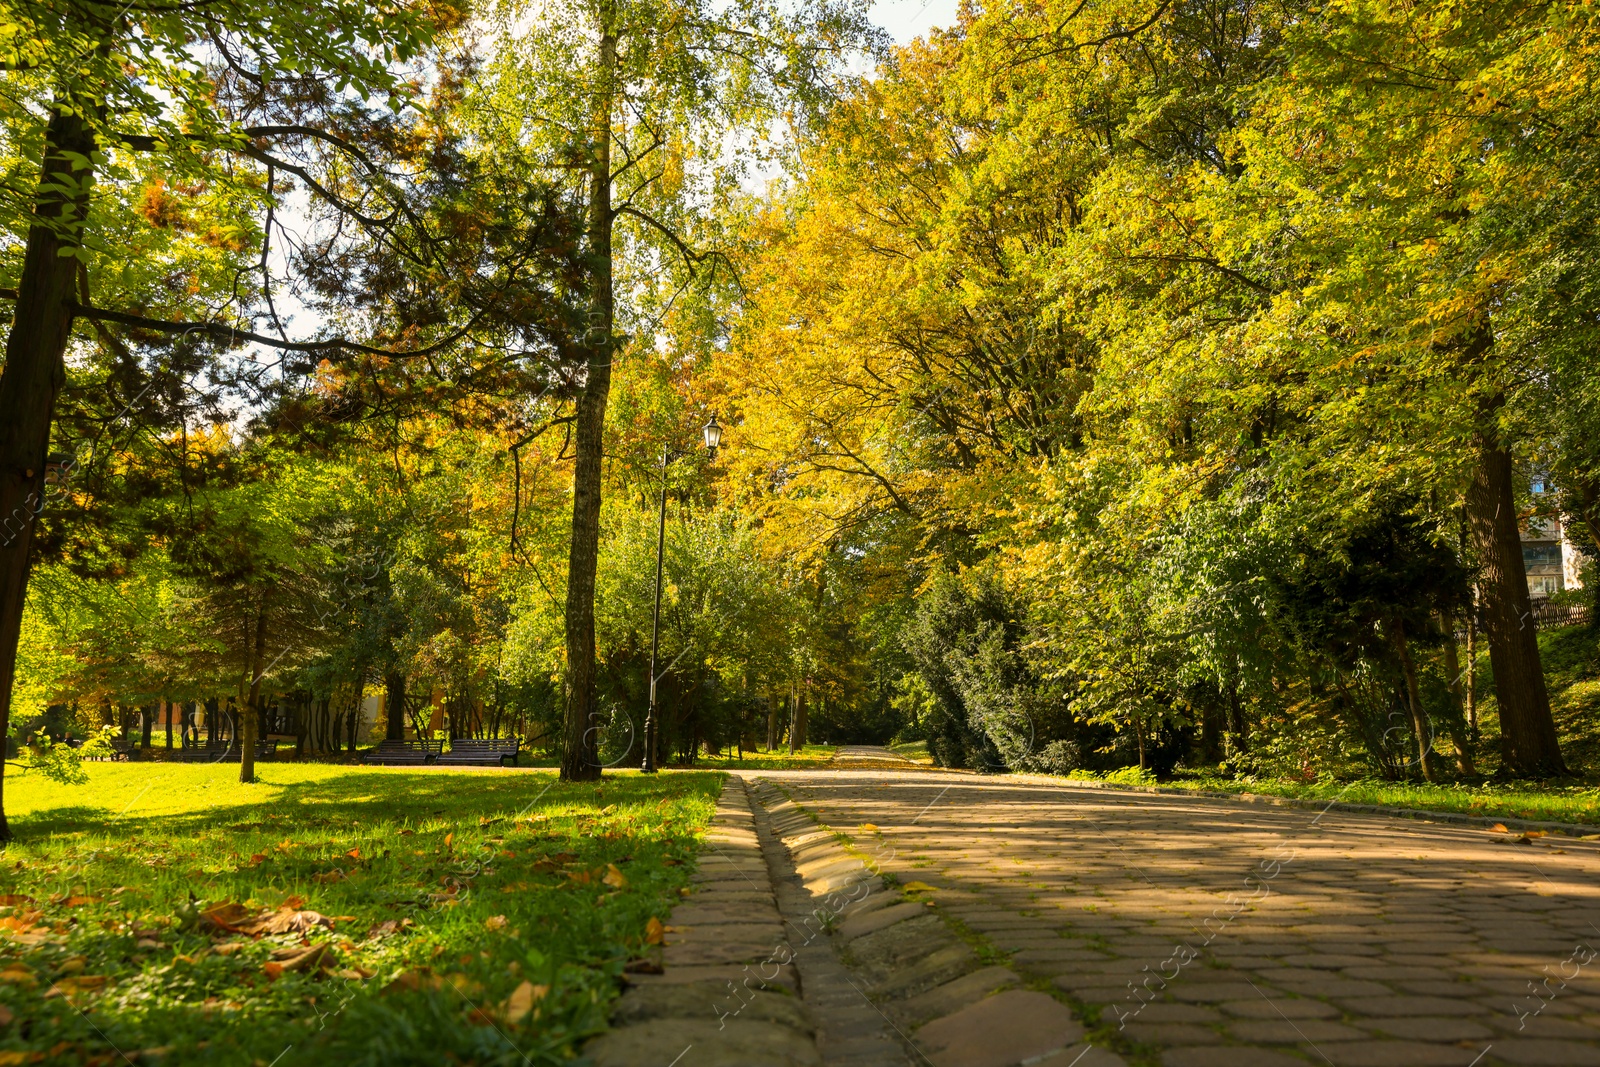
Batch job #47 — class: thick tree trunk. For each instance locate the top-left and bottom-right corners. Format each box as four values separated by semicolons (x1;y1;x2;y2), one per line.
140;705;153;752
561;25;617;783
240;600;268;783
0;106;97;841
1391;621;1438;782
1466;422;1568;777
385;671;406;741
165;701;173;750
767;697;779;752
788;685;808;754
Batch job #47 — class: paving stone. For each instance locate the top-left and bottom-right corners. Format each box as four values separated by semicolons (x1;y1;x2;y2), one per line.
914;990;1084;1067
895;966;1022;1027
1160;1047;1308;1067
1030;1045;1128;1066
1474;1039;1600;1066
1123;1022;1223;1045
1357;1017;1493;1041
586;1018;820;1067
1225;1020;1366;1043
1334;995;1484;1017
610;981;810;1033
838;901;927;940
1217;998;1341;1020
1171;981;1282;1003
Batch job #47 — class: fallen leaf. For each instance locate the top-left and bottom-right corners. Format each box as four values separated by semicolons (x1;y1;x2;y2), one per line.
268;943;333;973
0;965;35;985
346;848;362;860
485;914;509;932
902;881;937;893
0;1005;11;1025
253;908;334;935
62;896;100;908
502;979;549;1023
198;902;254;933
398;829;415;836
443;833;454;850
247;854;267;867
644;917;664;945
281;895;307;910
1489;823;1509;833
312;869;346;885
332;967;374;980
0;895;33;907
382;968;444;996
0;1052;30;1065
858;823;879;832
602;864;628;889
45;975;109;997
211;942;244;955
661;858;682;867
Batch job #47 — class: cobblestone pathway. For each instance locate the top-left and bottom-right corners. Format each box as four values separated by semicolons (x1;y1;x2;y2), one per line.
764;767;1600;1067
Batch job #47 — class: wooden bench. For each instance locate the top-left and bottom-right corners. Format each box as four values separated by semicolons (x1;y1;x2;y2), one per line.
436;738;520;767
364;739;441;766
170;739;278;763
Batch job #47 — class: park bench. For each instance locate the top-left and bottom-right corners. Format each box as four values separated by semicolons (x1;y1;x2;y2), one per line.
435;738;520;767
170;739;278;763
364;739;442;766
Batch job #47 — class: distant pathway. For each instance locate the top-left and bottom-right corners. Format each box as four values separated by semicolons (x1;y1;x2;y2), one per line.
829;745;930;771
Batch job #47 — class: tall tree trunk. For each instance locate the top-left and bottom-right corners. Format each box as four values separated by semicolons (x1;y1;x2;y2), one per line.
1225;662;1247;755
0;106;97;842
561;21;617;783
1390;620;1438;783
385;671;406;741
767;696;778;752
165;701;173;750
240;598;268;783
140;705;153;752
1466;415;1568;777
1438;614;1477;776
788;684;808;754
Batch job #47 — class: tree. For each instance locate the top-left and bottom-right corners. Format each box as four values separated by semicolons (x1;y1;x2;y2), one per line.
484;0;877;779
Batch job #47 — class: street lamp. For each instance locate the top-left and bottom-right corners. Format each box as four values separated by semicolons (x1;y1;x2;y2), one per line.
642;416;724;773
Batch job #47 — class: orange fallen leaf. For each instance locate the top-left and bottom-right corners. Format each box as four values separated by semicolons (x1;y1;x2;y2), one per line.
644;917;665;945
602;864;628;890
485;915;509;932
62;896;99;908
443;833;454;850
502;979;549;1023
0;895;33;907
346;848;362;860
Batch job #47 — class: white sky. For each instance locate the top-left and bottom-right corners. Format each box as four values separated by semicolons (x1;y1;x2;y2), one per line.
872;0;962;43
876;0;960;42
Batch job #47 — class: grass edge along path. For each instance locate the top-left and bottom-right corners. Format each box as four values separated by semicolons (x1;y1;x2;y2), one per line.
0;763;724;1066
1014;769;1600;837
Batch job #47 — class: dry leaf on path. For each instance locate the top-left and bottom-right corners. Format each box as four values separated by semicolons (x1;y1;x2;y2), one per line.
602;864;628;889
644;917;664;945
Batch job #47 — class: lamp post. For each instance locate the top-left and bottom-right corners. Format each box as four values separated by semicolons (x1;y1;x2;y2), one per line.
642;415;722;773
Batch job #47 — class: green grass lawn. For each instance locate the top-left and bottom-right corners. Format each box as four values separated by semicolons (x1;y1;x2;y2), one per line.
0;763;722;1065
691;743;837;769
887;740;931;764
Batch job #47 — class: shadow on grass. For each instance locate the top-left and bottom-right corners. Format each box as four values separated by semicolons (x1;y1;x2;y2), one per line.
0;769;725;1066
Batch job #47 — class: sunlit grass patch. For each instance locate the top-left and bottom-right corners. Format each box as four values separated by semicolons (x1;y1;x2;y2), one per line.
693;743;838;769
0;763;721;1065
